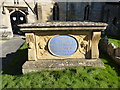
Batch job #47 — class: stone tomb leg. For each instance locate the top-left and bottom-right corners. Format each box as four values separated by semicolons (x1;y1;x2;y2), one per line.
19;22;108;73
91;32;101;58
25;33;37;61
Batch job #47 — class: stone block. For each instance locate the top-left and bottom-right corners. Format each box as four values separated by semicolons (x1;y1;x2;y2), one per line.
19;21;107;73
91;32;101;58
25;33;37;61
99;36;109;52
0;28;13;38
107;43;116;56
22;59;105;74
112;56;120;65
115;47;120;57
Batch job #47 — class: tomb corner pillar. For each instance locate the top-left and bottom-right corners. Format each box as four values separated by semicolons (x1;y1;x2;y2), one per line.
25;33;37;61
91;31;101;59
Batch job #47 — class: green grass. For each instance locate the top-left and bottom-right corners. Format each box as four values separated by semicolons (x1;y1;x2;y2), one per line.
108;38;120;47
1;43;120;88
1;38;10;40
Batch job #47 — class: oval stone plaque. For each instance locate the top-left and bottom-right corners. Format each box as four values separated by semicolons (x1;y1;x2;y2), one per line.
48;35;78;56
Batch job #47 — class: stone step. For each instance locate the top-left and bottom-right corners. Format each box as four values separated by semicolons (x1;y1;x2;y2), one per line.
22;59;105;74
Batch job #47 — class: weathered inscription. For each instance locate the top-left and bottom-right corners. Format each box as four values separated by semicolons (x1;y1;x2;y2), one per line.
48;35;78;56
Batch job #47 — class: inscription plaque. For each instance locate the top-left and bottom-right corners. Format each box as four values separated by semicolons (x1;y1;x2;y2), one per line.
48;35;78;56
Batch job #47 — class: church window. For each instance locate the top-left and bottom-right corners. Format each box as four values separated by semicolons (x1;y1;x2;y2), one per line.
53;3;59;21
84;5;90;21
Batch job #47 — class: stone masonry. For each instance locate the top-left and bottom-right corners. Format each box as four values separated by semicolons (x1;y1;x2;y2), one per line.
19;21;108;73
1;0;119;38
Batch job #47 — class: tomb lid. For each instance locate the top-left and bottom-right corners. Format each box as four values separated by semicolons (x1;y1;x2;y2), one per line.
19;21;108;27
18;21;108;32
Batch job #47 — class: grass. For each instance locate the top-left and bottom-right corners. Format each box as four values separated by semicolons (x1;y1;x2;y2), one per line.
108;38;120;47
1;42;120;88
1;38;10;40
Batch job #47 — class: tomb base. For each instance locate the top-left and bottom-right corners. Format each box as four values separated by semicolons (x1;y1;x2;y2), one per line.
22;59;104;74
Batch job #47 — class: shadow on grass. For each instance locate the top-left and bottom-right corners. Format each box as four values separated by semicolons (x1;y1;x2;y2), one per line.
2;42;120;77
2;45;28;75
99;52;120;76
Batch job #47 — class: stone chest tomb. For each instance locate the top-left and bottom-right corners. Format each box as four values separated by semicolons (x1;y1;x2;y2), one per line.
19;22;108;73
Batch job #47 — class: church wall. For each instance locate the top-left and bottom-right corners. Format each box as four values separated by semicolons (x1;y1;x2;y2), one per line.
103;3;120;37
0;0;120;38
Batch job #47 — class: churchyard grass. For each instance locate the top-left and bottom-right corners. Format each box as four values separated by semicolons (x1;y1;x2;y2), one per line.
1;38;9;40
108;38;120;47
1;42;120;88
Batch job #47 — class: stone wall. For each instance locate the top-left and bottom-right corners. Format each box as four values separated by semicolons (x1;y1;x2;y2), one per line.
0;6;13;38
0;0;120;38
49;2;105;22
103;3;120;38
0;0;37;38
99;37;120;65
90;2;105;22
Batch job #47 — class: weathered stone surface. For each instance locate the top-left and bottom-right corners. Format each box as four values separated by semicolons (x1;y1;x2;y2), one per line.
91;32;101;58
20;21;107;73
107;43;116;56
19;21;108;60
112;56;120;65
25;33;37;61
19;22;108;33
0;26;13;38
22;58;105;74
99;37;120;66
1;0;120;38
35;32;89;59
99;36;109;53
115;47;120;57
19;21;108;28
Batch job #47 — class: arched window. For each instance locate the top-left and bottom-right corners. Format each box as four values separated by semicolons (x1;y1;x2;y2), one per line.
53;3;59;21
84;5;90;21
34;3;38;20
14;0;19;4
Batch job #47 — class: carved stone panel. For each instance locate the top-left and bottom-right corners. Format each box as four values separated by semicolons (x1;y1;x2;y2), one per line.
78;35;88;55
35;33;90;60
26;33;37;60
